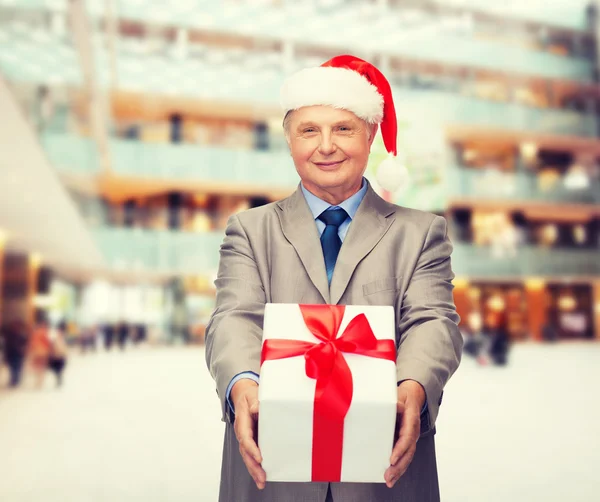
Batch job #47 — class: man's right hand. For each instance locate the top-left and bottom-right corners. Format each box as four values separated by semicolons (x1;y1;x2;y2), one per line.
231;379;266;490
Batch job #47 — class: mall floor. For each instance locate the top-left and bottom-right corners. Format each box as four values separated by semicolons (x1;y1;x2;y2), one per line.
0;342;598;502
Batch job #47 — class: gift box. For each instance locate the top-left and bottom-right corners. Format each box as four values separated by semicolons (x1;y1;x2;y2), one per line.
258;303;397;483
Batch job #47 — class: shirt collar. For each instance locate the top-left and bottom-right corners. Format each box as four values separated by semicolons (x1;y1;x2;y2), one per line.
301;178;368;221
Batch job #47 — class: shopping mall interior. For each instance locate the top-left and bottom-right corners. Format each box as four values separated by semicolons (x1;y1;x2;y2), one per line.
0;1;599;501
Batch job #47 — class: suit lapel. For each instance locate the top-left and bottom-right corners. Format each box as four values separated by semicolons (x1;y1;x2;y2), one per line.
330;185;396;305
276;187;330;304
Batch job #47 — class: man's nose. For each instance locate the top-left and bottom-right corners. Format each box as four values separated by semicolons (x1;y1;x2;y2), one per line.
318;132;336;155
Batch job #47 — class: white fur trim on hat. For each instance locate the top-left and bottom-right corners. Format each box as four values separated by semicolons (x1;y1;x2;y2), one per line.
376;153;409;193
280;66;384;124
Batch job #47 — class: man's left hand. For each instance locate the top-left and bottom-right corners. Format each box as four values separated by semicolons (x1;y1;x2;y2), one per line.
384;380;426;488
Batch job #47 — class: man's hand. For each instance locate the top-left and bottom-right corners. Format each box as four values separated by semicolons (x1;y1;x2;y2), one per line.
231;379;266;490
384;380;426;488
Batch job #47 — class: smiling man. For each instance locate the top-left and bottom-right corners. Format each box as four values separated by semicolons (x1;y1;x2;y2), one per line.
205;55;463;502
285;106;374;205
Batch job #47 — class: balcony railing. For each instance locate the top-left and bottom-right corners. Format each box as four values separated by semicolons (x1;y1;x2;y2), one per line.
430;0;590;31
45;132;600;206
0;18;594;102
452;242;600;277
110;140;299;187
446;165;600;205
93;227;224;275
92;227;600;277
42;133;300;188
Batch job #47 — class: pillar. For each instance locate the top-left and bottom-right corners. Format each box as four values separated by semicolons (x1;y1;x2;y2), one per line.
1;253;37;328
525;278;547;341
27;253;42;327
0;230;5;327
593;281;600;339
452;278;470;328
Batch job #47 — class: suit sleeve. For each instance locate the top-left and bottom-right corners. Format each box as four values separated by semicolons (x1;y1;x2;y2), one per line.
205;214;266;423
396;215;463;434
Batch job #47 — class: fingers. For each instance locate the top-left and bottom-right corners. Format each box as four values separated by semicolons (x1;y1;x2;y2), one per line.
390;404;419;465
386;404;421;488
239;442;266;489
235;397;265;489
384;443;417;488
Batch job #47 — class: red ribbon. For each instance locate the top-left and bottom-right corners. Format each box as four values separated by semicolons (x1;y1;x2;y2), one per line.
260;304;396;482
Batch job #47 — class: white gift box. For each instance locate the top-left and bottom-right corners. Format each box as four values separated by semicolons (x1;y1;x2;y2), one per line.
258;303;397;483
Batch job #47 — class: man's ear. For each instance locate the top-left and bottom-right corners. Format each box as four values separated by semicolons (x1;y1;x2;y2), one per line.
368;123;379;147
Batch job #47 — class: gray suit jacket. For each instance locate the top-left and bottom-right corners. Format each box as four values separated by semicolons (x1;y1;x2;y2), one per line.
206;183;462;502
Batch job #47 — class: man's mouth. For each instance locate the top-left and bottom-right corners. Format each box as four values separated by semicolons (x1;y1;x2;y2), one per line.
314;160;344;168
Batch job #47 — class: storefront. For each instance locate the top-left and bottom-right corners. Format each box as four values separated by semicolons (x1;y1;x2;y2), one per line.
546;283;595;340
454;279;597;341
458;281;529;340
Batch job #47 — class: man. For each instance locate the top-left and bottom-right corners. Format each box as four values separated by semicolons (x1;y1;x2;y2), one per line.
206;55;463;502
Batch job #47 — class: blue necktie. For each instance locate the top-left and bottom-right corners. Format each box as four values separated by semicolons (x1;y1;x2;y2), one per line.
318;208;348;284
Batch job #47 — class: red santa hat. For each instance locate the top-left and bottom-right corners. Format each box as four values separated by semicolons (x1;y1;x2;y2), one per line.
280;54;408;193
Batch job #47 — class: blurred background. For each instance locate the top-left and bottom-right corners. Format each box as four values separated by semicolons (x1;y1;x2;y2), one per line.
0;1;599;501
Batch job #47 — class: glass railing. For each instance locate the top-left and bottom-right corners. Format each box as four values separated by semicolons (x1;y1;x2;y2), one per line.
3;0;591;33
39;89;596;138
44;132;600;206
93;227;599;277
93;227;224;274
41;133;99;174
41;132;300;187
452;243;600;277
110;140;299;187
0;12;593;93
101;2;594;82
431;0;590;31
446;165;600;204
401;91;596;137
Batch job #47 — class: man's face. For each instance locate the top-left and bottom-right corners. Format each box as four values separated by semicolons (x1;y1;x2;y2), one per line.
285;106;377;203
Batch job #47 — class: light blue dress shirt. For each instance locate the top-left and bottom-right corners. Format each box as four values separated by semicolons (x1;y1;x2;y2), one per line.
225;180;368;412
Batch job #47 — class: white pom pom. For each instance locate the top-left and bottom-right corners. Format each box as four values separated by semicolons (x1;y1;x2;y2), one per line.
375;154;409;193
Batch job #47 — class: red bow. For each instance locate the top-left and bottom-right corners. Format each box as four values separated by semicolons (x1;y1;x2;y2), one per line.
261;304;396;482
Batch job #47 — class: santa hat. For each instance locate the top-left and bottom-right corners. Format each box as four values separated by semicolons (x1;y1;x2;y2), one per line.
280;54;408;193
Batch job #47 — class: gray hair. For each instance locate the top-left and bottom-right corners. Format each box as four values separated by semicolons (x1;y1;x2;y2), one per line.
282;110;293;136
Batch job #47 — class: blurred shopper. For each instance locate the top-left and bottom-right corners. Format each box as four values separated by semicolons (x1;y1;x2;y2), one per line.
488;320;510;366
477;312;510;366
28;321;52;389
117;322;129;351
65;320;81;347
205;55;462;502
48;323;68;387
103;323;115;351
1;320;29;388
132;324;147;345
542;321;559;342
462;311;486;361
462;329;484;360
80;324;98;354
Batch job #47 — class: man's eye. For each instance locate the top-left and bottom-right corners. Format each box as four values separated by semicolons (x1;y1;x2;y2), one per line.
304;128;316;133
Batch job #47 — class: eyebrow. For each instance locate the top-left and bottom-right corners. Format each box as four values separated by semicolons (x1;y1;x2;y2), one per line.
296;120;357;130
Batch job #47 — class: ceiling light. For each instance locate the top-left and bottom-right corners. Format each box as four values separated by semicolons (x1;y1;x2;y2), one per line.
564;164;590;190
573;225;587;244
558;294;577;311
519;142;538;161
525;278;545;290
487;294;506;312
30;252;43;268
